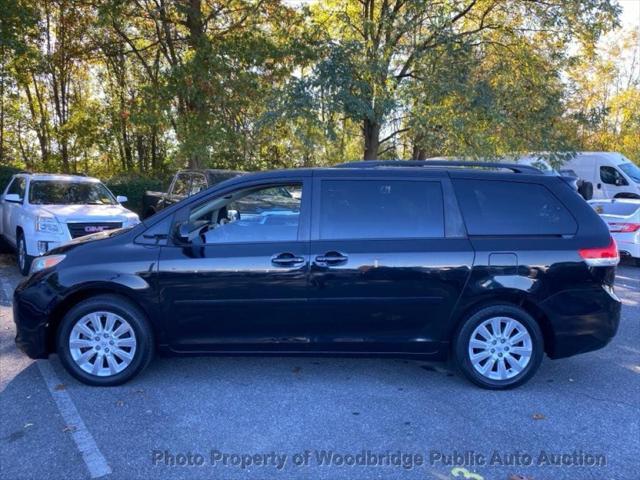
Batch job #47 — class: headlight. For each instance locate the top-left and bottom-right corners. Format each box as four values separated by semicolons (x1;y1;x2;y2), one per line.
36;216;61;233
29;254;66;275
124;216;140;227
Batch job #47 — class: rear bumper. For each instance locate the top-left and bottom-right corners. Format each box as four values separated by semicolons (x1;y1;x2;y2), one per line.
541;286;621;359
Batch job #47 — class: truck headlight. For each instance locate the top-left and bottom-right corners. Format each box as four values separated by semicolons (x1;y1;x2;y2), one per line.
36;216;61;233
30;254;66;274
123;215;140;227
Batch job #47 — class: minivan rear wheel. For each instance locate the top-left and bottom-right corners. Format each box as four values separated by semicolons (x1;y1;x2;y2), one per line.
57;295;154;386
453;304;543;389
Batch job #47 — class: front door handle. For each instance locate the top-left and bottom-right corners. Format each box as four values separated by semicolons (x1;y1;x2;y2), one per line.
271;253;305;266
315;251;348;265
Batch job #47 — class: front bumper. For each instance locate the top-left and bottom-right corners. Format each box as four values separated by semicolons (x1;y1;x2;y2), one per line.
541;286;621;359
25;231;68;257
13;276;55;359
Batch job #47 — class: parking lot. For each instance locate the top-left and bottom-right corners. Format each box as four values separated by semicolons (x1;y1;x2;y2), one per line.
0;253;638;480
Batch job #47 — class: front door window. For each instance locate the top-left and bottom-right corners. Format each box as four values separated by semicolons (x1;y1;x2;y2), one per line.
189;184;302;244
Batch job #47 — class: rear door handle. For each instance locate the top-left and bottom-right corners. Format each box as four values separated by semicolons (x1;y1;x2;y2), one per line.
315;252;348;265
271;253;305;266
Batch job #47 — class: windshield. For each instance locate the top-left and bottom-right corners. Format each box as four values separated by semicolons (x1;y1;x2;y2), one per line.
619;163;640;183
29;181;117;205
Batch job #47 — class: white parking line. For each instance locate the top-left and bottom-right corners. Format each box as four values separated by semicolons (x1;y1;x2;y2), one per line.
0;274;12;305
37;360;112;478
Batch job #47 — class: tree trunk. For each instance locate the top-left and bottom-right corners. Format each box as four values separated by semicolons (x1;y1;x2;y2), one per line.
411;144;427;160
184;0;206;169
363;118;380;160
0;57;4;164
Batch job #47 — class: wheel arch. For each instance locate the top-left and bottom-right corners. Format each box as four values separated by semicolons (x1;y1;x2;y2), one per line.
449;291;555;356
46;286;159;354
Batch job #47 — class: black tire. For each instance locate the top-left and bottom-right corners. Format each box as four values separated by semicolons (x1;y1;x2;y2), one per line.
56;294;154;386
16;232;33;276
0;235;11;254
578;181;593;200
453;304;544;390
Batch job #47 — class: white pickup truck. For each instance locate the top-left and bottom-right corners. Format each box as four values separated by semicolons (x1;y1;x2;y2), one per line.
0;173;140;274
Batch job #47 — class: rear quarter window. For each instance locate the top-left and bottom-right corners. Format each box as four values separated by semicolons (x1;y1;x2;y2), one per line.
452;179;577;236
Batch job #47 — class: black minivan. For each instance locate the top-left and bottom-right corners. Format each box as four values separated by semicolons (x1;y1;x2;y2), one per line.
13;161;621;389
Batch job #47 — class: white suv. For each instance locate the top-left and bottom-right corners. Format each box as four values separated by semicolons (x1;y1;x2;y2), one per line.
1;173;140;274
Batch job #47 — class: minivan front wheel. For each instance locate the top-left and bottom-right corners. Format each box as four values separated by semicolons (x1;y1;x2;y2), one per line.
454;304;543;389
57;295;154;386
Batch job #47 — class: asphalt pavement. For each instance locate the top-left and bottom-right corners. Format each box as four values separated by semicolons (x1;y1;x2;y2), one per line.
0;253;638;480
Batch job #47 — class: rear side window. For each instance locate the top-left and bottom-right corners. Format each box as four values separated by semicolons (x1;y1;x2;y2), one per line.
319;180;444;239
452;179;577;236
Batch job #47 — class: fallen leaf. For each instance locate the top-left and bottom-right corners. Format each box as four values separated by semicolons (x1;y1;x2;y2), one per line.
62;425;77;433
54;384;66;391
532;413;545;420
23;423;33;429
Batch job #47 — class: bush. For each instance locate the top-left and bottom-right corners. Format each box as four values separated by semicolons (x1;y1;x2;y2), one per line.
106;175;166;216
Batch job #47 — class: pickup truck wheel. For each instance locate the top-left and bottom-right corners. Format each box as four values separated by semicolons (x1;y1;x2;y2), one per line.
57;294;154;386
17;232;33;275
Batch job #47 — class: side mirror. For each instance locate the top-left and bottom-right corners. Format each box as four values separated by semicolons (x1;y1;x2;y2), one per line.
176;222;194;243
227;209;239;221
174;221;206;244
615;177;627;187
3;193;21;203
116;195;128;203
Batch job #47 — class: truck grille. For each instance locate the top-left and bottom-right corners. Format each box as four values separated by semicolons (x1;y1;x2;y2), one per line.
67;222;122;239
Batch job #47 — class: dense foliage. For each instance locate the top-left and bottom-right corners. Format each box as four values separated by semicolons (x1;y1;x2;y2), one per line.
0;0;637;179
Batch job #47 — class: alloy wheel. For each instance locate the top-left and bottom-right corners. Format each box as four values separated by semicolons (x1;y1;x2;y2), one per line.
69;311;137;377
18;239;25;271
468;316;533;381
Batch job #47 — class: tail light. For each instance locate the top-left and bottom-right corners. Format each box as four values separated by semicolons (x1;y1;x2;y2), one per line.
608;222;640;233
579;238;619;267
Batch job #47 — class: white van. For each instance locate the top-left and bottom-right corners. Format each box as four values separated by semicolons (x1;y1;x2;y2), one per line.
561;152;640;199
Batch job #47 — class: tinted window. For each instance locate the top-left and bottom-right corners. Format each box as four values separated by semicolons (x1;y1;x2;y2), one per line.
172;174;191;196
600;166;627;186
319;180;444;240
453;179;577;236
190;183;302;244
7;177;26;198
